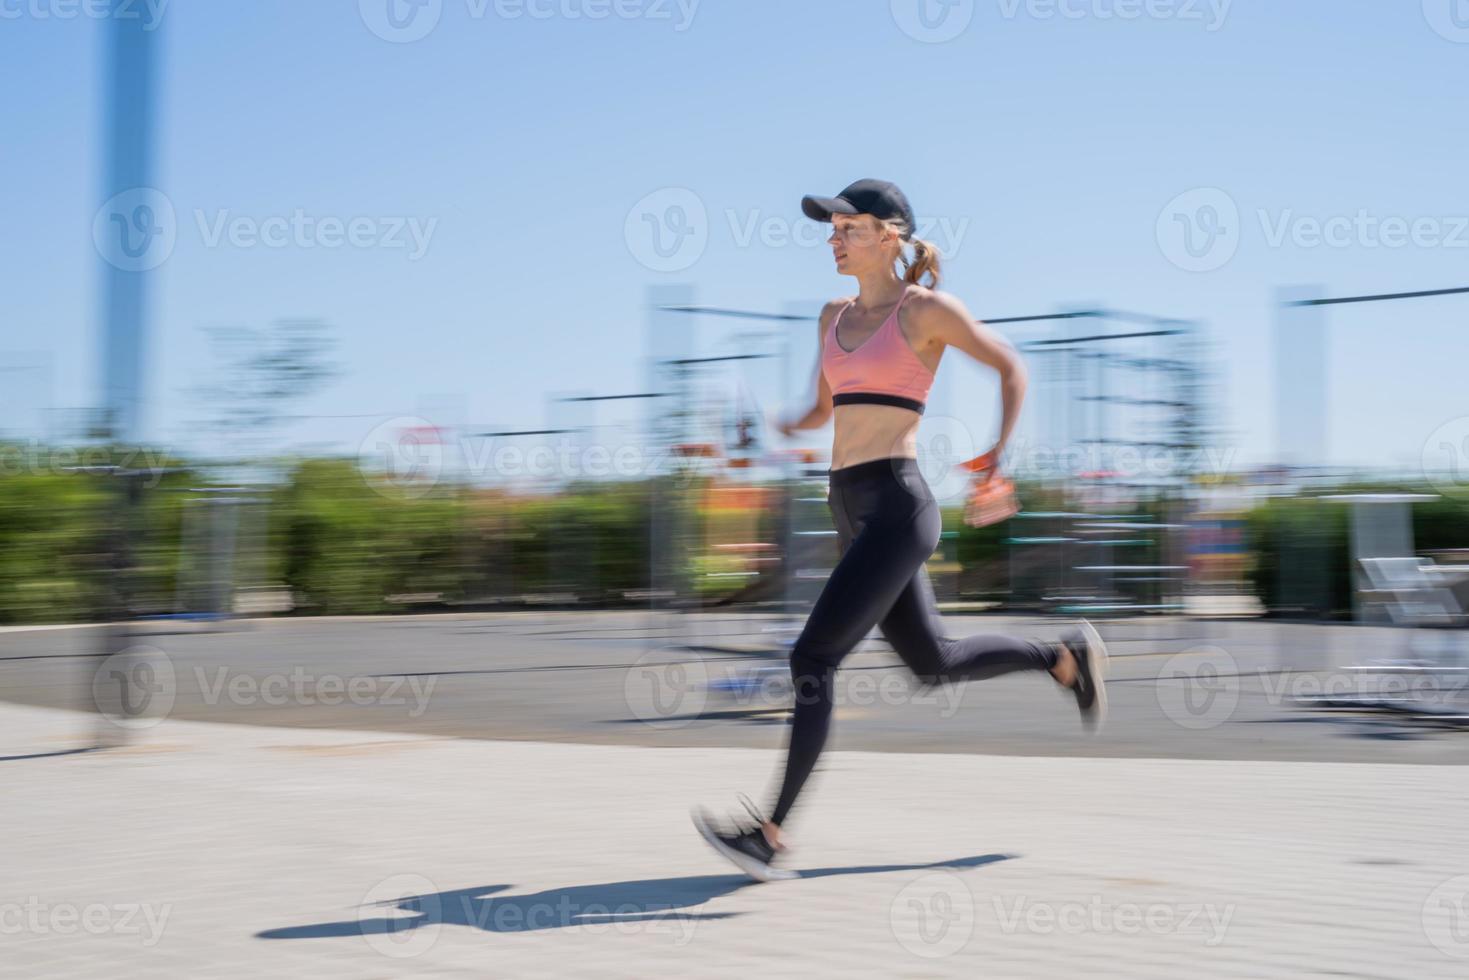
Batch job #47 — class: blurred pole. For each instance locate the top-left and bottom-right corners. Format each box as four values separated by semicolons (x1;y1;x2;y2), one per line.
779;299;827;633
643;284;696;652
100;4;160;443
547;391;591;610
1273;286;1328;471
93;6;162;745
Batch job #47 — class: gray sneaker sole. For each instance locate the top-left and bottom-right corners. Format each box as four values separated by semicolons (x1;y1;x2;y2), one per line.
691;807;798;882
1075;618;1109;732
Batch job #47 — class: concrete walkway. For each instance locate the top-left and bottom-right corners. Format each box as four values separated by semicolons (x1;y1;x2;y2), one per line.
4;702;1468;978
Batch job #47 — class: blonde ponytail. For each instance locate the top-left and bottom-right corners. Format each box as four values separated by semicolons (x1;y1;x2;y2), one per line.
902;237;941;289
882;217;942;289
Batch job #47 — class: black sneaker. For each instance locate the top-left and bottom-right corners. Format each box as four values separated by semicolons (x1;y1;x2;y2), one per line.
1060;619;1109;732
691;794;797;882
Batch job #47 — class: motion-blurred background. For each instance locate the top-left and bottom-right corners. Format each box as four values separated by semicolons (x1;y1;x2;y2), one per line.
6;4;1469;975
4;2;1468;640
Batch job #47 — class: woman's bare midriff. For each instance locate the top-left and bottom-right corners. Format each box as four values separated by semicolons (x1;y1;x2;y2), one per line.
829;403;924;469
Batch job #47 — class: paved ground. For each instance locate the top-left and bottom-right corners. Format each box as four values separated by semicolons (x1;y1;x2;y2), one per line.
3;611;1468;764
4;699;1469;978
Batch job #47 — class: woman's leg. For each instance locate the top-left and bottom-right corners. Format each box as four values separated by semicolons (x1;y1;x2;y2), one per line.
768;507;937;827
878;562;1060;685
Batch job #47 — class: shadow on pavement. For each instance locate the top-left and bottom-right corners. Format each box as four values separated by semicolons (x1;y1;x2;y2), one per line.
0;747;103;762
256;853;1013;939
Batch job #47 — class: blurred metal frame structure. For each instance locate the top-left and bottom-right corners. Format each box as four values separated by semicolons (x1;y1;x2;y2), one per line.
649;294;834;660
1272;284;1469;726
469;391;671;621
1275;282;1469;475
1271;282;1469;619
166;485;271;626
648;344;786;654
659;300;1211;669
976;309;1207;623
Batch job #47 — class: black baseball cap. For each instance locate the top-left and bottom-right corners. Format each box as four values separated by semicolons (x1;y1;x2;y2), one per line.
801;179;917;239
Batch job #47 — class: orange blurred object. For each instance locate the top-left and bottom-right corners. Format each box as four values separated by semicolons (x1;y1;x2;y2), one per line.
958;450;999;474
956;453;1019;527
772;447;824;464
703;484;773;512
673;442;719;458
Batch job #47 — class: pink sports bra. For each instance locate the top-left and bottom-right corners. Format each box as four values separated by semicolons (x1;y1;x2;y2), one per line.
821;286;936;415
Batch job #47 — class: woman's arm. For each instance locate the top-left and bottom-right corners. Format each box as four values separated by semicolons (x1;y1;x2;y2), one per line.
777;298;846;436
911;290;1028;459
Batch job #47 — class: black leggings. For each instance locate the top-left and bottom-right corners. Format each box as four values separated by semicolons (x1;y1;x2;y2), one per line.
770;456;1058;826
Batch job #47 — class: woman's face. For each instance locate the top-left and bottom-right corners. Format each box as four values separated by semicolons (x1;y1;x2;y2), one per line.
828;214;896;276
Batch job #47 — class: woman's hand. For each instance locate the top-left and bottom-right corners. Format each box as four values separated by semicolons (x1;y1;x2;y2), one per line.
958;447;1019;527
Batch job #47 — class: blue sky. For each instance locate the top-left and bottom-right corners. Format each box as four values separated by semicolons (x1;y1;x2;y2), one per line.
4;0;1468;476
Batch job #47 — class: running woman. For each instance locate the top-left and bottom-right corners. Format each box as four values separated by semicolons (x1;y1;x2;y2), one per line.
693;179;1108;882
